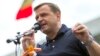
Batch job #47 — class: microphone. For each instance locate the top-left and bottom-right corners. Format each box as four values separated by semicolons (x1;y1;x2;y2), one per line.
6;39;12;43
6;22;41;43
23;22;41;36
32;22;41;32
6;39;15;43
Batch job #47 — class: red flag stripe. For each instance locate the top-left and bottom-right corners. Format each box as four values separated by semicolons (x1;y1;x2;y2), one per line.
16;6;32;20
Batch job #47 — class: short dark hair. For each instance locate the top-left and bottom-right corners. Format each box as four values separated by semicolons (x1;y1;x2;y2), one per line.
34;3;61;14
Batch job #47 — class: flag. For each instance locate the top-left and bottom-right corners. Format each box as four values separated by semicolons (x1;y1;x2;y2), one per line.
16;0;33;20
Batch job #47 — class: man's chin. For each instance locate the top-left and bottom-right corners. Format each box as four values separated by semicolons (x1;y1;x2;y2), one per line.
40;29;48;34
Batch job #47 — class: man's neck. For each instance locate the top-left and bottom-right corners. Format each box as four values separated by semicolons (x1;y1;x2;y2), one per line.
47;24;62;40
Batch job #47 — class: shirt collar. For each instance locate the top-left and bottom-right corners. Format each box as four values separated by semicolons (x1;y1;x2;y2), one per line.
46;24;70;43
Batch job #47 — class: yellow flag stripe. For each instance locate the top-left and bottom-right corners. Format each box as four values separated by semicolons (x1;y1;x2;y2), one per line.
21;0;33;10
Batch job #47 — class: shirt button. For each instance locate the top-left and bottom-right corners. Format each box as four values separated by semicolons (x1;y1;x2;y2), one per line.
53;40;55;42
52;45;55;48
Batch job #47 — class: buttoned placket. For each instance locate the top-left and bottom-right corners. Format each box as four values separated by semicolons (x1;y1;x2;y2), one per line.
52;40;55;48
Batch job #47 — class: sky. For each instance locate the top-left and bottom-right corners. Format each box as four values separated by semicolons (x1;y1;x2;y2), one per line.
0;0;100;56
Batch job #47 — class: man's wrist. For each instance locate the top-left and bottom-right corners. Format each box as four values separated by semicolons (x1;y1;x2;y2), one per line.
81;36;94;46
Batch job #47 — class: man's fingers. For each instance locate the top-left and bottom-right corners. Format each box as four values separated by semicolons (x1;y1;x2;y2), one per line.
22;51;29;56
22;37;35;51
23;29;34;40
34;48;42;52
22;37;31;42
72;23;81;31
74;25;84;31
72;23;87;33
75;28;86;33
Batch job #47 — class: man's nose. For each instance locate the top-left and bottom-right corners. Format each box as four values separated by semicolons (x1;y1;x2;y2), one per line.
37;17;43;22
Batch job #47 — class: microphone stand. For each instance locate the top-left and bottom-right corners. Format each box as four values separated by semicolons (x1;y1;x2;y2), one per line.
13;32;21;56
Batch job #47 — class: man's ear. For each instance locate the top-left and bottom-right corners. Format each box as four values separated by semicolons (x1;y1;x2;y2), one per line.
56;11;61;21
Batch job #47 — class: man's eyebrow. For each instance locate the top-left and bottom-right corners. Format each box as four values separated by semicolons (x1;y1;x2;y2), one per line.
40;13;48;16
